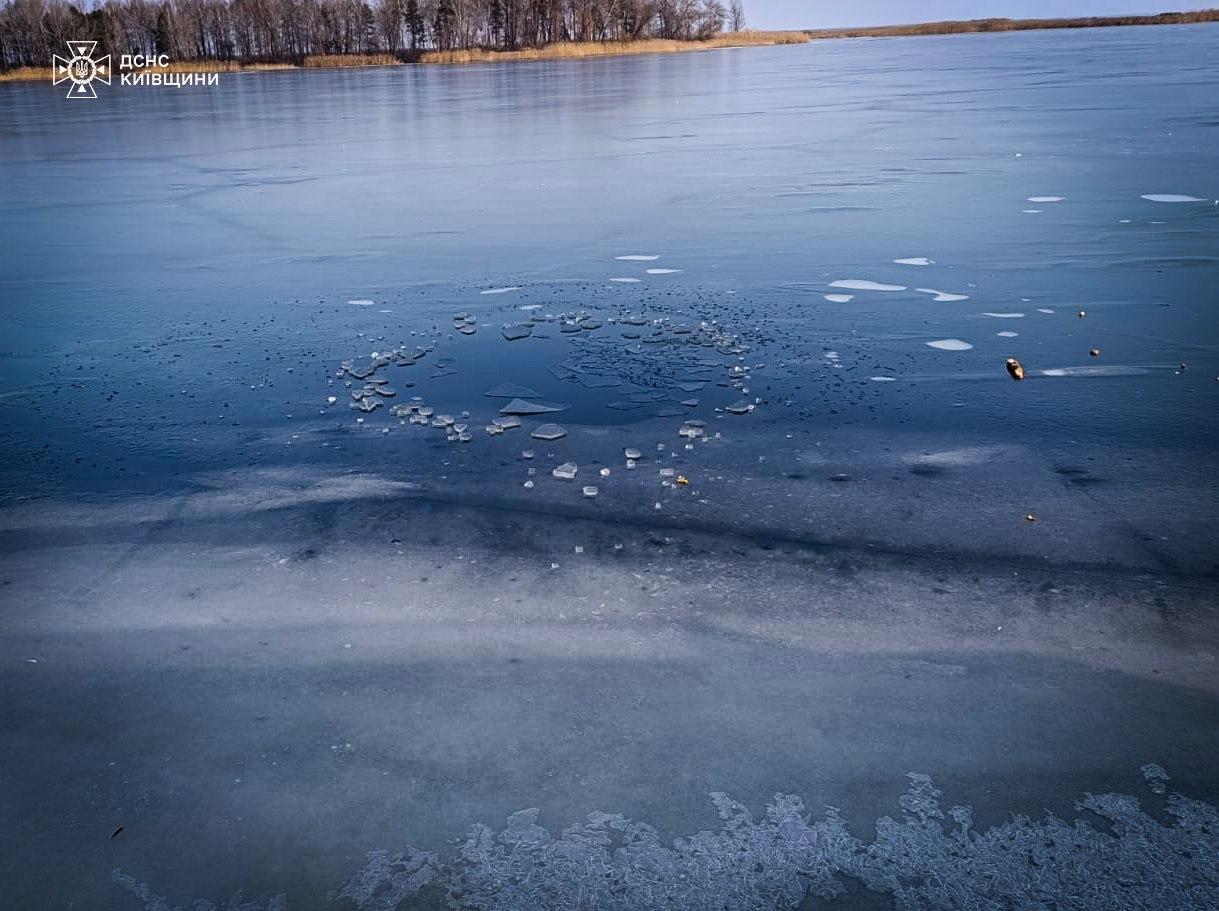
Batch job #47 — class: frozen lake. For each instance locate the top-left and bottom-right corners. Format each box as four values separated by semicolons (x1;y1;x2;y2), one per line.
1;24;1218;911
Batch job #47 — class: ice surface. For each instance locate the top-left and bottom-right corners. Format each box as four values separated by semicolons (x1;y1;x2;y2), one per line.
926;339;973;351
480;286;521;295
610;277;642;283
347;299;374;306
829;280;907;292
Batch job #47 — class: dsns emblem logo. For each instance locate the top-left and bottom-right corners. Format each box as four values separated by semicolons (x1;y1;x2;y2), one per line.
53;41;111;99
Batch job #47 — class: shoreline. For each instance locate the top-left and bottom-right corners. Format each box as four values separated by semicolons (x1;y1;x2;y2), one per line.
4;13;1218;84
0;32;806;84
804;10;1219;39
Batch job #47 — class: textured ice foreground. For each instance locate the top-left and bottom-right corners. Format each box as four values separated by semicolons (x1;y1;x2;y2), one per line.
114;771;1219;911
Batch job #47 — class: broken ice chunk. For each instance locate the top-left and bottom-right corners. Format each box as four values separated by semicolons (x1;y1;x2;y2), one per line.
500;399;565;416
553;462;578;481
501;324;532;341
485;383;543;399
582;486;598;498
531;424;567;441
725;400;753;415
624;448;642;460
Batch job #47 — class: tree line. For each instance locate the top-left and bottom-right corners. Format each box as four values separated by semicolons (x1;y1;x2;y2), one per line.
0;0;748;69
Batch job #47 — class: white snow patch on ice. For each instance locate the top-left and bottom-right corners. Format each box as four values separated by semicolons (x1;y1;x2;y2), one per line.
830;279;907;292
926;339;974;351
915;288;969;302
1141;194;1207;203
610;277;642;283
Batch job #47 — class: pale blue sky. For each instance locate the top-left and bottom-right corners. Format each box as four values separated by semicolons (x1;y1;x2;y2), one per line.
749;2;1165;29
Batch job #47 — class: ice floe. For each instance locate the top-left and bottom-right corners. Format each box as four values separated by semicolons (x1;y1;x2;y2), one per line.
894;257;934;266
997;330;1019;338
869;376;896;382
926;339;973;351
480;286;520;295
645;268;683;275
823;294;854;303
982;312;1025;319
829;280;907;292
610;277;642;283
347;299;374;306
1027;196;1064;203
615;254;660;261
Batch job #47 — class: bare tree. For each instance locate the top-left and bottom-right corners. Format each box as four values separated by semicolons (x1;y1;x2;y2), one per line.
0;0;748;69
